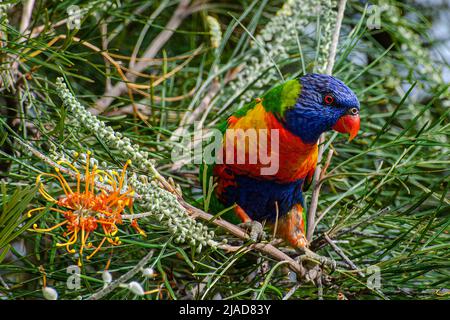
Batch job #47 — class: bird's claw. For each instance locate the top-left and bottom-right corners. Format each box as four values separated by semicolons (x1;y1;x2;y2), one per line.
239;221;266;242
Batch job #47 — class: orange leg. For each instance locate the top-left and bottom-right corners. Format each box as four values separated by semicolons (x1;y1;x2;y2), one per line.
235;205;252;223
275;204;308;248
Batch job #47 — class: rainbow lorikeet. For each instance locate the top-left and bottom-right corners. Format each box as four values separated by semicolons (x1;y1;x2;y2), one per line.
201;73;360;248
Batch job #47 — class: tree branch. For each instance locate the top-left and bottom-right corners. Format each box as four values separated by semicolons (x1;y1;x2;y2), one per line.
86;250;155;300
20;0;35;33
324;234;364;277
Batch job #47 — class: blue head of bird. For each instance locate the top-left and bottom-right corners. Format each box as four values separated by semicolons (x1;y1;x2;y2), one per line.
283;73;360;144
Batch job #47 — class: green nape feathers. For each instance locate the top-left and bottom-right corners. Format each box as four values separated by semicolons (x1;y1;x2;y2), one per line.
262;79;302;115
233;79;302;119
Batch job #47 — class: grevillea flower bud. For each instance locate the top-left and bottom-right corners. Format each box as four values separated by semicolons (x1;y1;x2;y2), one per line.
102;270;112;284
42;287;58;300
128;281;145;296
142;268;155;278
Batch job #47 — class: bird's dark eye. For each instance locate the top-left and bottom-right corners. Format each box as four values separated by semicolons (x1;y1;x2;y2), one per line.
350;107;359;115
324;94;334;105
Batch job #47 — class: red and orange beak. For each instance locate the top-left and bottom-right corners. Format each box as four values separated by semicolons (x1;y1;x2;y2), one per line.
332;109;360;141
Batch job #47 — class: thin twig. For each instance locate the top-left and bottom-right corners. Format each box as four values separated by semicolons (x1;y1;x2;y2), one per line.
10;0;36;73
325;0;347;75
86;250;154;300
324;234;364;277
307;0;347;242
19;0;36;33
311;149;335;227
0;275;10;290
30;18;68;38
321;149;334;176
99;19;111;92
317;269;323;300
121;212;154;220
282;283;301;300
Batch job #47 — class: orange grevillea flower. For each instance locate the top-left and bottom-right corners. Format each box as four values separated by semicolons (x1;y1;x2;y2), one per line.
28;151;145;266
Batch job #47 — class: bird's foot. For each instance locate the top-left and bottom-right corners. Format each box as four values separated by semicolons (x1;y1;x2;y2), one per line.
297;248;337;272
238;220;266;242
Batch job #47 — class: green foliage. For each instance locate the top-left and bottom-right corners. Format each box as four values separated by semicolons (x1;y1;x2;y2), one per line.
0;184;43;258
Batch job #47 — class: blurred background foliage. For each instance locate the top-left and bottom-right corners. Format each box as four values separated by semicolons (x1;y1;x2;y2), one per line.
0;0;448;300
